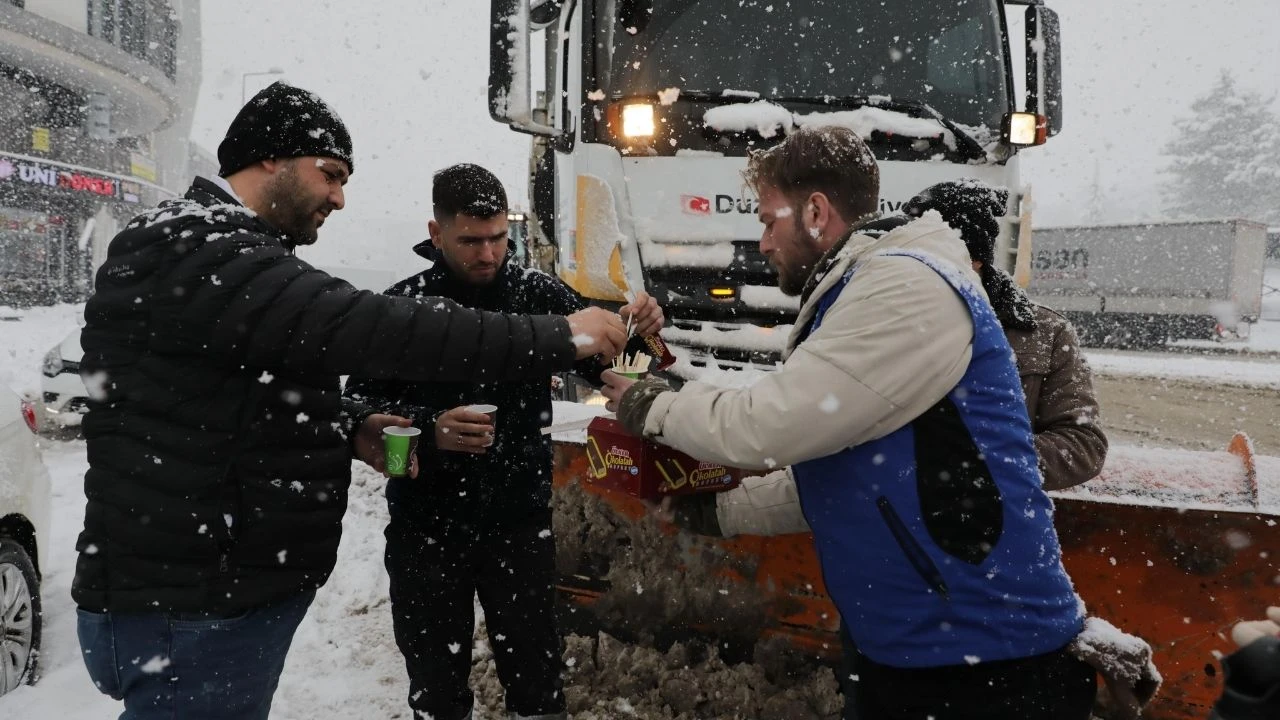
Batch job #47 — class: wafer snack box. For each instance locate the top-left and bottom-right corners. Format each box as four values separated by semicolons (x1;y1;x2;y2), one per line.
583;417;742;499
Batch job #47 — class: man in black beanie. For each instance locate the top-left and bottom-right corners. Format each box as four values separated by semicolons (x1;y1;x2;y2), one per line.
72;83;628;720
903;179;1108;492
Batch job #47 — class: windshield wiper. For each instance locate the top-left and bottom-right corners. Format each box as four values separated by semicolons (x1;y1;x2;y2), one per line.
772;95;988;161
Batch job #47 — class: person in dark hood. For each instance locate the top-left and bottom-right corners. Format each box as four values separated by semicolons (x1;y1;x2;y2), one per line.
904;179;1108;490
345;163;663;720
72;84;628;720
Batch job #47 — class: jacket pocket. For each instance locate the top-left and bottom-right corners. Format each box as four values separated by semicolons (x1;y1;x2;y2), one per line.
877;497;949;600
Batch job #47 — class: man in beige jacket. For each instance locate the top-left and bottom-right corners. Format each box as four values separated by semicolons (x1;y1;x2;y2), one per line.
653;179;1110;543
601;125;1096;720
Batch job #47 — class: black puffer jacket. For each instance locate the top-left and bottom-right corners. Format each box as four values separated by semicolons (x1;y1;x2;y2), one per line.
73;178;576;613
345;243;607;524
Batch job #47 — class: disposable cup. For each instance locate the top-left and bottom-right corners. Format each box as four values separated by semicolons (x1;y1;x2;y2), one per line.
382;426;422;478
466;403;498;420
465;404;497;446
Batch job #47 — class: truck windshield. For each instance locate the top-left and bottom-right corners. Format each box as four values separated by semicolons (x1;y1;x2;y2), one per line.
600;0;1010;131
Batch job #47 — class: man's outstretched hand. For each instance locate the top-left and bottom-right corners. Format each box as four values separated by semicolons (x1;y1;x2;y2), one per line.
355;413;420;479
568;307;626;361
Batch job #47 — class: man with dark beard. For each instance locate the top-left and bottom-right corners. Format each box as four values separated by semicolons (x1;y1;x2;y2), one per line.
72;83;627;720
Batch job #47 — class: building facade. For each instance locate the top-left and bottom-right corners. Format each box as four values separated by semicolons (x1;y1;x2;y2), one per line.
0;0;203;305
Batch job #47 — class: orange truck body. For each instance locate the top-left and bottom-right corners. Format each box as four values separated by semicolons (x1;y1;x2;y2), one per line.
552;432;1278;719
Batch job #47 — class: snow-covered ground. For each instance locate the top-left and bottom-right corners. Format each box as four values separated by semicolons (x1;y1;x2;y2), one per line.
1;272;1278;717
2;436;426;719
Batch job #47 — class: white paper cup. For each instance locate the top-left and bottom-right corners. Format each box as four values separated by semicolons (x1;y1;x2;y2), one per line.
465;404;498;418
465;404;497;446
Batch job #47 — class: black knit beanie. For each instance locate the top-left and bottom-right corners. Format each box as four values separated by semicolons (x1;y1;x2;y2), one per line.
902;179;1008;267
217;82;353;177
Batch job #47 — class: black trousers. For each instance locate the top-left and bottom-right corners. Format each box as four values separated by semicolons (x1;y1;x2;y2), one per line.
842;625;1096;720
385;507;564;720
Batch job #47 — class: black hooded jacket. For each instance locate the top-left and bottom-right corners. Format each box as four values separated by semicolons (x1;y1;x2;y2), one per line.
345;242;607;525
73;178;576;613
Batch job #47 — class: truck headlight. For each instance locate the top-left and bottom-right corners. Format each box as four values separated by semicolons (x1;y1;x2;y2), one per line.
621;103;656;138
41;347;63;377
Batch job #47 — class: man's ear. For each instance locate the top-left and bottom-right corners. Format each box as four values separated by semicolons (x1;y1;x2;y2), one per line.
260;158;284;174
428;219;443;248
807;192;834;234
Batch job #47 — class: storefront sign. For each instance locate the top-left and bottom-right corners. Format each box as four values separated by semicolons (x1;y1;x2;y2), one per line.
31;127;51;153
130;153;157;182
0;157;138;203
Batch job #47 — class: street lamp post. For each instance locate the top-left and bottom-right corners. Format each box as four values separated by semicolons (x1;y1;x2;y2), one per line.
241;68;286;104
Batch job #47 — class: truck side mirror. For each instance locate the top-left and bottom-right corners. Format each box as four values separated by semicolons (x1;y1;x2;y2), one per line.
1025;5;1063;137
489;0;559;136
529;0;565;27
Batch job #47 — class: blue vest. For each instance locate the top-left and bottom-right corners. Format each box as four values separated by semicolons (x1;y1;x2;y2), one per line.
792;249;1082;668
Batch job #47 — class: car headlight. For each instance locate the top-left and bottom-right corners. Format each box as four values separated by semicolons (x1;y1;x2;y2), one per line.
41;347;63;377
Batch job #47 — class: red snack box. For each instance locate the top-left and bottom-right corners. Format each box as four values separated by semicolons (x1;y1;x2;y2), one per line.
583;417;742;499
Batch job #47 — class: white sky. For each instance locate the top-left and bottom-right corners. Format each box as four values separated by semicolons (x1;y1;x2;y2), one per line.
191;0;1280;270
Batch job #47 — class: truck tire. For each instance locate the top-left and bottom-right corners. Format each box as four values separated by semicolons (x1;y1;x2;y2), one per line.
0;537;41;695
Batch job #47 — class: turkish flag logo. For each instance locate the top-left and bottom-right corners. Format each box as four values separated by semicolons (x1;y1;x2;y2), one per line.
681;195;711;215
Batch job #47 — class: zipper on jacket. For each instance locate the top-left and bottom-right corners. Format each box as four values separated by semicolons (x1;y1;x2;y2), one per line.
877;496;950;600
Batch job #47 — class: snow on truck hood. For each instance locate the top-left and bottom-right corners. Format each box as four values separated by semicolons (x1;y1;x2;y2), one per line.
703;101;960;150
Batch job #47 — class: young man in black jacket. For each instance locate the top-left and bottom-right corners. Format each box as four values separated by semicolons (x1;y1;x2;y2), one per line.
73;84;628;720
346;164;663;720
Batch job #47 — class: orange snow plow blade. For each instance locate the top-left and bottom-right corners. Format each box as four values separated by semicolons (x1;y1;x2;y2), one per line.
551;432;1280;719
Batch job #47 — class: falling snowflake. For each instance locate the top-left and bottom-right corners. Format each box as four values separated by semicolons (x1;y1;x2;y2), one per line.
140;655;171;674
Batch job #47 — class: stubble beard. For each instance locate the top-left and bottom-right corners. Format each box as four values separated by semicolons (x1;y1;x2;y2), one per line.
776;217;822;297
260;163;322;246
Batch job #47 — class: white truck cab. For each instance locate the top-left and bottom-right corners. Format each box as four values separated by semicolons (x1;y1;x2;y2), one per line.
490;0;1062;374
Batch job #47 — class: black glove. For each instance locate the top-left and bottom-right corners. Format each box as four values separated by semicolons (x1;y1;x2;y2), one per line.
1211;635;1280;720
665;493;723;537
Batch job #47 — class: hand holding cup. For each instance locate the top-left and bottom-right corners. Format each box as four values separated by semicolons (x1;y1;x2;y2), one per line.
356;414;420;478
436;404;497;454
600;369;639;413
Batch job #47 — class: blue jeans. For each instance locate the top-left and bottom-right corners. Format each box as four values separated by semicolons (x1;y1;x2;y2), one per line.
76;590;316;720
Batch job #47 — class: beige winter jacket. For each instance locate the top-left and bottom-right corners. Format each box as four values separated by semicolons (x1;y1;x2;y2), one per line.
714;304;1107;537
635;213;982;535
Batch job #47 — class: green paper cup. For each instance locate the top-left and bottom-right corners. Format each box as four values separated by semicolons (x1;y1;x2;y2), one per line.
382;426;422;478
616;371;647;380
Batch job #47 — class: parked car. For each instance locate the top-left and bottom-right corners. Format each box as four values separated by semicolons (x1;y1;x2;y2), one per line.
0;389;51;695
39;329;88;435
